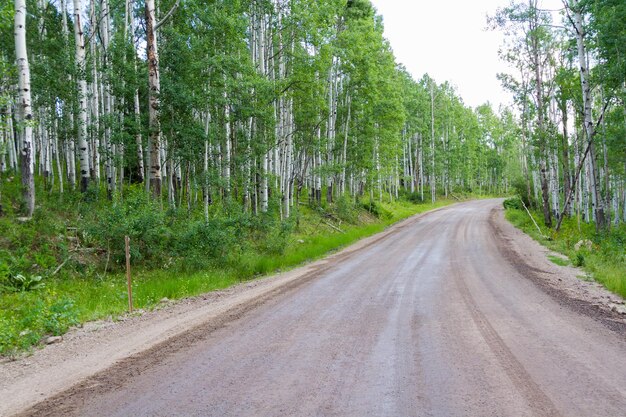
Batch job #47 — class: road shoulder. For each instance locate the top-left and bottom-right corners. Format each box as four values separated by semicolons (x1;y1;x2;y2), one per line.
489;205;626;334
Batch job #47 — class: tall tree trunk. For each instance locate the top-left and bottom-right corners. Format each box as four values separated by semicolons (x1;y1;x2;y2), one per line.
530;0;552;226
430;82;436;203
72;0;91;192
223;81;231;196
15;0;35;216
560;99;572;215
146;0;162;199
571;0;606;230
89;0;100;183
203;113;210;222
340;93;350;195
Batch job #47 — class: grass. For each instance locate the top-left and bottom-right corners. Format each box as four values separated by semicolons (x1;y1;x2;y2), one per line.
547;255;570;267
504;205;626;299
0;193;460;356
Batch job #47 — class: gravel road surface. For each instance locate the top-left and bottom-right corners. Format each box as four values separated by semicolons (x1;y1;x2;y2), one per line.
11;200;626;417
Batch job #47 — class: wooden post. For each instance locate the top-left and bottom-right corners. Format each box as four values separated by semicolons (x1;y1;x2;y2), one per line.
125;236;133;312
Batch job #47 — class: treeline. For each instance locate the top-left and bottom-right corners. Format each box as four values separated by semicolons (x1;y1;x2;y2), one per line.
0;0;519;220
492;0;625;231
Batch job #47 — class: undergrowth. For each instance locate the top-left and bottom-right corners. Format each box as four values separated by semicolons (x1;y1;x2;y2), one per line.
0;178;463;356
504;199;626;299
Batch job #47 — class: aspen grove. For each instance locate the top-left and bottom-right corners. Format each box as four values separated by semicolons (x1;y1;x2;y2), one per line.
0;0;623;226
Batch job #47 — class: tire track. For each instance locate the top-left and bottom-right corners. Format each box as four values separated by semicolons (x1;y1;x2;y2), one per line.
451;214;562;417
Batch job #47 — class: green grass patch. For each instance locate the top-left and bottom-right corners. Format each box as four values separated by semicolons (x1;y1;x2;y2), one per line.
504;207;626;299
547;255;570;267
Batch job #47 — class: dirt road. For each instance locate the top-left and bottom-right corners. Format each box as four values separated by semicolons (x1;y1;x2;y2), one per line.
11;200;626;416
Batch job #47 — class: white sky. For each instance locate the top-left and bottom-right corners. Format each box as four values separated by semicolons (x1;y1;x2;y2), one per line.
369;0;562;110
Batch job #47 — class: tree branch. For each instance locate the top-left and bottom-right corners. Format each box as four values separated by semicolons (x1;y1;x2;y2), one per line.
155;0;180;32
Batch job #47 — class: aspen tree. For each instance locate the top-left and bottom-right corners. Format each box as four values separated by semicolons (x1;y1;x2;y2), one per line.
72;0;91;192
430;81;436;203
146;0;162;198
14;0;34;215
569;0;606;230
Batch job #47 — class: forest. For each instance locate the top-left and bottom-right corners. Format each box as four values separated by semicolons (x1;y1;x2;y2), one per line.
0;0;624;354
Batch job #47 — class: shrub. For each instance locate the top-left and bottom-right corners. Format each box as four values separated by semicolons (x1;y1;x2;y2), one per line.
511;177;534;207
175;218;241;270
503;197;523;210
258;220;293;255
572;252;586;267
85;189;169;267
334;195;359;224
362;200;392;219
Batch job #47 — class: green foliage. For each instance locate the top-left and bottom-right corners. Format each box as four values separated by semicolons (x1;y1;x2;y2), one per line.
0;293;78;356
572;252;586;267
85;189;168;266
175;218;241;270
362;199;393;219
506;209;626;299
0;273;45;293
0;189;463;355
252;216;294;256
547;255;569;267
333;195;360;224
503;197;523;210
510;177;533;207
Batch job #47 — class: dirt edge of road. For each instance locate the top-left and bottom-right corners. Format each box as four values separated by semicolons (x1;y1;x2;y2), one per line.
2;204;448;417
489;206;626;335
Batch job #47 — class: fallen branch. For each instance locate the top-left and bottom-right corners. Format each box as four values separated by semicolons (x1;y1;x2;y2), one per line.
521;199;548;239
323;221;344;234
50;256;72;277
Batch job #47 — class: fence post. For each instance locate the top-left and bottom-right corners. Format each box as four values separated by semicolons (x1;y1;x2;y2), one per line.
125;236;133;313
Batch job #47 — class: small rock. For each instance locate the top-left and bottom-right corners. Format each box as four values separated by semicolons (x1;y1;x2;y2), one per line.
160;297;170;304
45;336;62;345
609;303;626;315
574;239;593;251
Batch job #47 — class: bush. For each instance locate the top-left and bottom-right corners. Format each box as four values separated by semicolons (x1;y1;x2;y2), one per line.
85;189;169;267
362;200;392;219
511;177;534;208
174;218;241;270
333;195;359;224
572;252;586;267
257;219;293;255
398;189;424;204
503;197;523;210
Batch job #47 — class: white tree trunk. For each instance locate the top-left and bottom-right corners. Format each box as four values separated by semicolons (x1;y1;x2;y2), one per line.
223;81;231;194
15;0;35;215
430;83;436;203
72;0;91;192
572;0;606;229
341;93;350;195
89;0;100;183
146;0;162;198
204;113;211;221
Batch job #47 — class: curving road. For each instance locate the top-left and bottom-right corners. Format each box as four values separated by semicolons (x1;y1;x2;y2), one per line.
20;200;626;417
